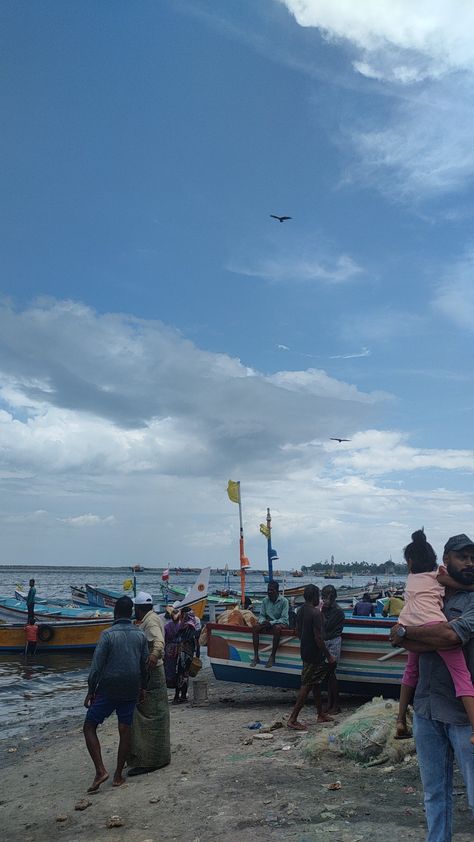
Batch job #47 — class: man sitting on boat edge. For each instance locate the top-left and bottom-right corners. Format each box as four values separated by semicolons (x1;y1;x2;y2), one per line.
250;580;289;669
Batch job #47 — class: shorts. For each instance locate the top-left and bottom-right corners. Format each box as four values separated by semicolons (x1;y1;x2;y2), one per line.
325;636;342;663
301;661;330;687
85;693;137;726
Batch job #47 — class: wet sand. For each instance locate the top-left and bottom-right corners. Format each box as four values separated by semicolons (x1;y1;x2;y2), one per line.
1;664;472;842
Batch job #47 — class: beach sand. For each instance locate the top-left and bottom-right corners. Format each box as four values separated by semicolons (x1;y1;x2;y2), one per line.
1;664;472;842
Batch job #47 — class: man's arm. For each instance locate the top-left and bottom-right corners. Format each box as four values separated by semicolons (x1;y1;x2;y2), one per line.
87;633;109;694
312;611;333;662
148;616;165;665
389;621;462;650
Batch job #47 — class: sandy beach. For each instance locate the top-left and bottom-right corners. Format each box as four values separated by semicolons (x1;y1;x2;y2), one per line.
1;663;472;842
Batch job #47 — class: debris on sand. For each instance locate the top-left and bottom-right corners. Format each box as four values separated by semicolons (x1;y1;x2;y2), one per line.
304;696;415;765
106;815;125;828
74;799;92;811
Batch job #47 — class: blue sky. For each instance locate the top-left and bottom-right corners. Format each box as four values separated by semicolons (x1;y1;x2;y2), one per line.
2;0;474;567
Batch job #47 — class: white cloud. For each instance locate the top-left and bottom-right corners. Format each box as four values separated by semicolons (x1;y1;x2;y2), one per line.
330;347;370;360
1;299;473;565
229;253;362;283
329;430;474;476
433;248;474;329
59;514;116;527
278;1;474;82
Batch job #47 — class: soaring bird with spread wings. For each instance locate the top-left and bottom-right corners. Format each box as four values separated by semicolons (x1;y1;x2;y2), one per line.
270;214;292;223
330;437;351;443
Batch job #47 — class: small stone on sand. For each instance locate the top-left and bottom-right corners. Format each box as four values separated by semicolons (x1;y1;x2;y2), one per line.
55;815;68;823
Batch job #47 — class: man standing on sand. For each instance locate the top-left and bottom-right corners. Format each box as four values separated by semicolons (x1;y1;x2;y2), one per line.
83;595;148;792
128;591;170;777
250;580;289;668
390;534;474;841
26;578;36;624
287;584;336;731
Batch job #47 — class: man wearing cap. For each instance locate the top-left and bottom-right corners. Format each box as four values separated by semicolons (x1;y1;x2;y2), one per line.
83;596;148;792
127;591;170;776
390;533;474;841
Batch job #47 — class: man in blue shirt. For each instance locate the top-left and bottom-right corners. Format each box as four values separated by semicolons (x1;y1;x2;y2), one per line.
250;581;289;669
83;595;148;792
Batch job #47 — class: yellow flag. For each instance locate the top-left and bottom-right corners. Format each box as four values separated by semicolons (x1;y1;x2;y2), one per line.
123;578;133;591
227;479;240;504
259;524;270;538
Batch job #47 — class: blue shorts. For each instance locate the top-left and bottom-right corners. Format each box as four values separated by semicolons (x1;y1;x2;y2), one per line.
85;693;136;726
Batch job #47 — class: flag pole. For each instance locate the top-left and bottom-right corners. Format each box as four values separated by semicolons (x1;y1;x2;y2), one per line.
266;507;273;583
237;482;246;607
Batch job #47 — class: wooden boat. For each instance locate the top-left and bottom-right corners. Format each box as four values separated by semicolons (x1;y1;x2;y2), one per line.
0;596;113;621
85;584;127;608
0;569;211;651
0;619;110;652
70;585;90;605
207;616;406;699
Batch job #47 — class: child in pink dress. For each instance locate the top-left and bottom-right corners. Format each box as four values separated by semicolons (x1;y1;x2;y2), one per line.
396;529;474;744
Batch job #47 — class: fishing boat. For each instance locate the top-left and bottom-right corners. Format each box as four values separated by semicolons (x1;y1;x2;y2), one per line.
0;619;111;652
85;584;128;609
166;583;238;615
70;585;89;605
0;568;211;651
0;595;113;621
207;616;406;699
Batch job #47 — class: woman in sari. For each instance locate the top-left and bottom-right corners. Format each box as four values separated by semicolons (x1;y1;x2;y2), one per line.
173;607;201;704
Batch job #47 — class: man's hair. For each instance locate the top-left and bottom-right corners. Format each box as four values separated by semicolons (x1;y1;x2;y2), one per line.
114;595;133;618
29;579;35;586
303;584;319;603
362;592;371;601
404;529;437;573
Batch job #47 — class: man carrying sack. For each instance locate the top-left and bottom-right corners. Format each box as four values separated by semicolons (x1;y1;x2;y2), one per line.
127;591;171;777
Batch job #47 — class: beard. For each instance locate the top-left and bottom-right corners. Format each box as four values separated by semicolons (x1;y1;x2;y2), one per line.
447;561;474;587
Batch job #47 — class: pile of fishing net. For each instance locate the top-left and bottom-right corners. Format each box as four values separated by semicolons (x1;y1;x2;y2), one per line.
304;696;415;766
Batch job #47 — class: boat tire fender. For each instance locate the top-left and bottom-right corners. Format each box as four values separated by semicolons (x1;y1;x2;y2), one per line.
38;624;55;642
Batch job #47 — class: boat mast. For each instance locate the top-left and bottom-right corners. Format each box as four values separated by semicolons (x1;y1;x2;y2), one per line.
266;508;274;582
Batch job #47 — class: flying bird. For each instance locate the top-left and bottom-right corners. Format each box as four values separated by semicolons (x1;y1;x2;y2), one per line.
270;214;292;223
330;437;351;443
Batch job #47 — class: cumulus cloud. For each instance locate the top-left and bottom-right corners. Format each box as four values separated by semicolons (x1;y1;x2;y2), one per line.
0;299;383;480
328;430;474;476
278;1;474;82
276;2;474;199
2;299;473;565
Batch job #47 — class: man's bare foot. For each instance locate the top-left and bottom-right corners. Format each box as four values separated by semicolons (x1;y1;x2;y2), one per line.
112;775;126;787
249;657;260;668
265;656;275;669
317;713;334;723
287;720;307;731
87;771;109;793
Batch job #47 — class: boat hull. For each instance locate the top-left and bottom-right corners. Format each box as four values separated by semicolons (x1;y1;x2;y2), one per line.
207;618;407;699
0;620;110;652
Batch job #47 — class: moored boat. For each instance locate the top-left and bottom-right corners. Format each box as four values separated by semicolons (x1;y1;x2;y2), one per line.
207;616;406;699
0;596;113;621
0;619;110;652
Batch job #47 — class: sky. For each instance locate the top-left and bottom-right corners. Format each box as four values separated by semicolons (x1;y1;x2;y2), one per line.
2;0;474;568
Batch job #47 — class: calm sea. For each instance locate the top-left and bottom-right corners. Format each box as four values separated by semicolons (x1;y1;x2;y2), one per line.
0;565;403;741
